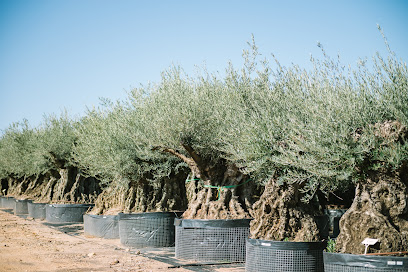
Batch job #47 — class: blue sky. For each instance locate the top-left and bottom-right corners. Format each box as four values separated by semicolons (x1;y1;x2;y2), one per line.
0;0;407;132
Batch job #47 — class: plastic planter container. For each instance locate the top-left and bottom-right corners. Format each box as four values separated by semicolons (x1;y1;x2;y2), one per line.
84;214;119;239
119;212;181;248
0;196;6;208
315;214;330;239
324;252;408;272
1;196;15;210
175;218;251;262
28;202;47;219
246;239;327;272
325;209;347;237
46;204;94;223
14;199;32;215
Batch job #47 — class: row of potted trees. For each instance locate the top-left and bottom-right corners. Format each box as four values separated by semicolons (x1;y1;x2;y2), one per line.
2;193;406;271
1;35;408;271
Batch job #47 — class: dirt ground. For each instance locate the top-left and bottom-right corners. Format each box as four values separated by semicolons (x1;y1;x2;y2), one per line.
0;209;245;272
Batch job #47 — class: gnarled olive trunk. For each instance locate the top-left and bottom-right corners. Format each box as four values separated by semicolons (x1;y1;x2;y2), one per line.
250;179;321;242
3;167;101;204
155;145;260;220
336;168;408;254
49;167;100;203
90;171;188;215
183;164;258;219
336;120;408;254
5;176;26;196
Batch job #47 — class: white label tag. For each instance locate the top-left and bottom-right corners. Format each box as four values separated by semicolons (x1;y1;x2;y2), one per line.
361;238;379;246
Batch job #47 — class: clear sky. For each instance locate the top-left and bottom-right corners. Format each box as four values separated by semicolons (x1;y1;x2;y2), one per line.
0;0;407;132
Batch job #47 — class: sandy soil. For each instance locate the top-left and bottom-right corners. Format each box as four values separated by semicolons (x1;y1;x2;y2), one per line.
0;210;244;272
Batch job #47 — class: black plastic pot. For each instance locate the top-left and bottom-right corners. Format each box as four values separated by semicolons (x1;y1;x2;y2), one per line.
84;214;119;239
118;212;181;248
1;196;15;210
315;214;330;239
46;204;94;223
14;199;32;215
324;252;408;271
246;239;327;272
175;218;251;262
325;209;347;237
28;202;47;219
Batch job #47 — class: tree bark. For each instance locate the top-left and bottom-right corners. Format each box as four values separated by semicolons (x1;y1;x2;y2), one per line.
2;167;102;204
250;179;321;242
90;170;188;215
336;168;408;254
336;120;408;253
155;145;260;219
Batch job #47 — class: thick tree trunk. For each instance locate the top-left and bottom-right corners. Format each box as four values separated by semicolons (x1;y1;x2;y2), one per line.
336;120;408;254
5;176;26;196
182;164;257;219
336;168;408;254
90;171;188;215
154;145;260;220
36;171;61;201
3;167;101;204
250;179;321;242
50;167;100;203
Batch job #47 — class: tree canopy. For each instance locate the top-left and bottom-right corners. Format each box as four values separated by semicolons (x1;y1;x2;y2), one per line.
1;36;407;205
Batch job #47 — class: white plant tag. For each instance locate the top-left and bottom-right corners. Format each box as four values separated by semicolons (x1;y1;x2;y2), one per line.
361;238;379;254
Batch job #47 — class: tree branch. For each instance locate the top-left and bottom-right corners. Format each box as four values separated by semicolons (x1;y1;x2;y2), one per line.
151;146;191;164
181;143;205;167
151;145;207;179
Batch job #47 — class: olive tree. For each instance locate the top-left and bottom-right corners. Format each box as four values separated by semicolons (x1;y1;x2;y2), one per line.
73;99;188;214
0;113;100;203
223;35;408;249
126;57;265;220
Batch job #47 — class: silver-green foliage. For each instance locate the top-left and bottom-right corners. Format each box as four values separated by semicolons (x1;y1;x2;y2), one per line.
39;112;78;168
0;113;77;179
1;31;407;204
72;62;256;187
75;35;407;203
222;37;408;202
72;98;187;187
130;66;246;164
0;120;41;178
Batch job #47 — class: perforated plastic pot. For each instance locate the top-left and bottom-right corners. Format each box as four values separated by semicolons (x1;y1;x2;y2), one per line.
118;212;181;248
325;209;347;237
246;239;326;272
46;204;94;223
28;202;47;219
1;196;15;210
315;214;330;239
324;252;408;272
84;214;119;239
14;199;32;215
175;218;251;262
0;196;5;208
